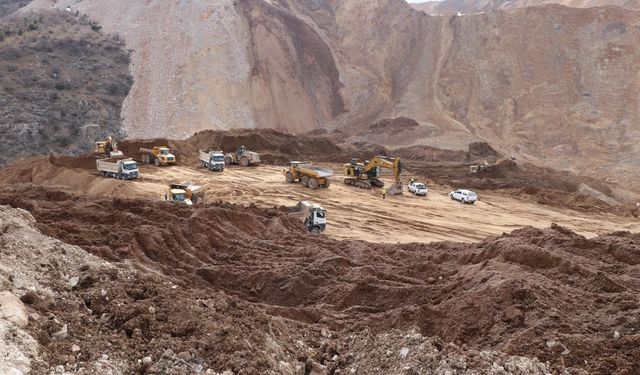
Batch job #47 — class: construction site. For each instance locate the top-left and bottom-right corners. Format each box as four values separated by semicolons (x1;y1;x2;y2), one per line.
2;0;640;374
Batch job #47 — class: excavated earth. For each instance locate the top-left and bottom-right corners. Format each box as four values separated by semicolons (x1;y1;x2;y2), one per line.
1;184;640;374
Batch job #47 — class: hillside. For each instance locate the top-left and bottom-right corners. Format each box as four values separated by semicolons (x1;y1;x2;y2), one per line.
412;0;640;15
0;10;132;167
22;0;640;193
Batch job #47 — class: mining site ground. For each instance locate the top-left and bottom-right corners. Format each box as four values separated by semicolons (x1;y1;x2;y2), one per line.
19;162;640;243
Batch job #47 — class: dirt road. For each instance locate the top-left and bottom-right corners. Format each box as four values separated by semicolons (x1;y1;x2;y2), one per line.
113;164;638;243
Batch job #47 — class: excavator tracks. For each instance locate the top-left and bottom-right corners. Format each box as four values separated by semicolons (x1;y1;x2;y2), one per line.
344;178;372;189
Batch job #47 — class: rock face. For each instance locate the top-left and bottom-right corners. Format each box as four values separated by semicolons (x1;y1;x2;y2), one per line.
0;11;132;167
412;0;640;15
24;0;640;187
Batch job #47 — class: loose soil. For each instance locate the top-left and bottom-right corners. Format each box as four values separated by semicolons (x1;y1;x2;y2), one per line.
1;185;640;374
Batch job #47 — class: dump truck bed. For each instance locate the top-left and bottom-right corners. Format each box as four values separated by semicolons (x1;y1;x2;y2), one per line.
96;158;125;173
297;164;333;178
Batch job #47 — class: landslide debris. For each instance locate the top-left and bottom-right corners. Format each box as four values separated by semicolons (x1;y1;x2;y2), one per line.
0;10;132;167
1;184;640;374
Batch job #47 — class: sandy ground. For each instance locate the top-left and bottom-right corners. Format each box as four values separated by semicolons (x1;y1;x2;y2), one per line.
93;164;640;243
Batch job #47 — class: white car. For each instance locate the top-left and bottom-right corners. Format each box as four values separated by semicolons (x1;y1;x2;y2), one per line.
408;182;428;196
450;189;478;204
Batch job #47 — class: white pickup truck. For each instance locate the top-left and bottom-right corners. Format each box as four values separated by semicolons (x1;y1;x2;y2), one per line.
96;158;139;180
199;150;225;172
450;189;478;204
408;181;428;196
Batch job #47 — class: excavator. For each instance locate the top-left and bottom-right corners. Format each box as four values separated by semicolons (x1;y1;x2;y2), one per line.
93;135;123;158
343;155;403;195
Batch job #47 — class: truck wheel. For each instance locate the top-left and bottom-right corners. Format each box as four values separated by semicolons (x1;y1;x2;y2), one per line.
311;227;320;234
301;176;310;187
224;156;232;165
155;158;160;167
308;178;319;190
202;161;207;168
286;172;294;183
323;179;331;188
240;157;249;167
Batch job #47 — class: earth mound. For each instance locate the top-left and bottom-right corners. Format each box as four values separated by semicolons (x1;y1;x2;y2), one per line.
1;184;639;373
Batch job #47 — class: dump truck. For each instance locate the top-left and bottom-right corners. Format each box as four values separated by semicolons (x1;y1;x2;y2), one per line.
140;146;176;166
344;155;403;195
93;135;123;158
291;200;327;233
96;158;139;180
199;149;225;172
283;162;332;189
166;182;205;205
224;146;260;167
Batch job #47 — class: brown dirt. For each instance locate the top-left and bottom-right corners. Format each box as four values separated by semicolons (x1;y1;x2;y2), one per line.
117;128;389;167
0;127;633;216
2;184;640;374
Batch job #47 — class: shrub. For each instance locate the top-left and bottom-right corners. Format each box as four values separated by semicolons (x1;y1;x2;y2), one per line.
28;22;37;31
55;83;65;90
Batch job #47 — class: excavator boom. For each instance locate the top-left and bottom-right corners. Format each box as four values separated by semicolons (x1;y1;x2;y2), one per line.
343;155;403;194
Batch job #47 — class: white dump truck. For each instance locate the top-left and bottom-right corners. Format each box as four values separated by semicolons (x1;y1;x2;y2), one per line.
291;200;327;233
96;158;139;180
199;149;225;172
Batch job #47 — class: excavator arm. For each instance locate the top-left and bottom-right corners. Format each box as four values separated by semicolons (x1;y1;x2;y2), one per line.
363;156;402;183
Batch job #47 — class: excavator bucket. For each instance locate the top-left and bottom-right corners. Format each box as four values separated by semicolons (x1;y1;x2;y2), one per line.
388;182;403;195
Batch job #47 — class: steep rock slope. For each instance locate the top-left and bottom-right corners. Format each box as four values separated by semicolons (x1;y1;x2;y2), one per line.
24;0;640;188
0;11;132;167
412;0;640;15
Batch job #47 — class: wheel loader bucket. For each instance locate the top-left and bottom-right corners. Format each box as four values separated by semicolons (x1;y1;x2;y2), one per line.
110;150;124;158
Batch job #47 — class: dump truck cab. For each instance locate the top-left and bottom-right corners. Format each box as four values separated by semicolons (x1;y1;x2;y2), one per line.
167;182;204;205
305;204;326;233
140;146;176;166
292;200;327;233
156;147;175;165
169;188;192;205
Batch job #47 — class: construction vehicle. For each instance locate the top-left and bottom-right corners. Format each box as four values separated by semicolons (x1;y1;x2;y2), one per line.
140;146;176;166
224;146;260;167
469;156;518;175
199;149;225;172
343;156;403;195
469;161;490;175
283;162;332;189
93;136;123;158
96;158;139;180
291;200;327;233
166;182;205;205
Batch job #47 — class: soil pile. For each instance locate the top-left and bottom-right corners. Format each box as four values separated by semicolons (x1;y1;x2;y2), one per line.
2;184;639;374
117;128;390;167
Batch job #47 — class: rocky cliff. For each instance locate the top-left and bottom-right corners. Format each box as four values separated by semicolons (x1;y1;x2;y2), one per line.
413;0;640;15
22;0;640;189
0;10;131;167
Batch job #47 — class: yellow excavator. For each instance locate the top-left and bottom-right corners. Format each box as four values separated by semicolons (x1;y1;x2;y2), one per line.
94;135;123;158
343;156;403;195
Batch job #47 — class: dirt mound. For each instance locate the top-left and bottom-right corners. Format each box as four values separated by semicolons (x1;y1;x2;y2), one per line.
2;185;640;374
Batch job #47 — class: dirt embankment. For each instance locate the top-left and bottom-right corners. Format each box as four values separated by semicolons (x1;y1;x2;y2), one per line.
117;128;389;167
1;184;640;374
